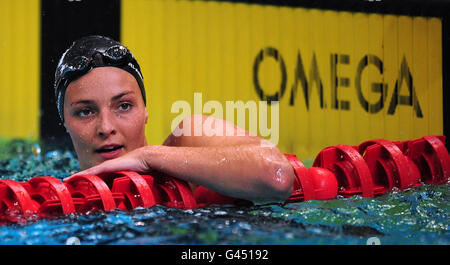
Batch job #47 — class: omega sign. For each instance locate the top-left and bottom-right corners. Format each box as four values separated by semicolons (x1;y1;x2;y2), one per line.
253;47;423;118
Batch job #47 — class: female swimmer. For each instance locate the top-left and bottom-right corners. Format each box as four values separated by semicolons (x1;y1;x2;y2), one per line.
54;35;294;203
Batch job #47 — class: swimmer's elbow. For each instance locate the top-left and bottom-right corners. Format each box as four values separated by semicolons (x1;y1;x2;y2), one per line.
268;173;295;202
258;159;295;203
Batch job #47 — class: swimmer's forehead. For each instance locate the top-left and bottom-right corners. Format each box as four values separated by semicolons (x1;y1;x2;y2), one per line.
64;67;141;104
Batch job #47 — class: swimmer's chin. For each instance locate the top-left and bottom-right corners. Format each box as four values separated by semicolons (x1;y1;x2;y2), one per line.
79;152;124;171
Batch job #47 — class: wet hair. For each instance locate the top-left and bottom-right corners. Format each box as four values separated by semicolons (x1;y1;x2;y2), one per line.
54;35;146;121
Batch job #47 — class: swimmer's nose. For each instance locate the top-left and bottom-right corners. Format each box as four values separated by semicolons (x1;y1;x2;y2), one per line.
96;112;116;138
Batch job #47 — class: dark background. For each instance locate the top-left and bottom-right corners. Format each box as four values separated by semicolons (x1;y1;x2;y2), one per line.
40;0;121;148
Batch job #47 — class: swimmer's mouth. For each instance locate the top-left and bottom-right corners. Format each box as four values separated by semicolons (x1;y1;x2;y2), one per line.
95;145;124;153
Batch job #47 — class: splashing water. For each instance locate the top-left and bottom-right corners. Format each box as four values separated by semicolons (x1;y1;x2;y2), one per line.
0;140;448;245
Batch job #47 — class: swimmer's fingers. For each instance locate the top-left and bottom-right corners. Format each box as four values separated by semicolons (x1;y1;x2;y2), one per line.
65;149;149;181
67;159;121;178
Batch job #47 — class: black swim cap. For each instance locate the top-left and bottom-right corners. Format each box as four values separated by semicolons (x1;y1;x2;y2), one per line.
54;35;146;122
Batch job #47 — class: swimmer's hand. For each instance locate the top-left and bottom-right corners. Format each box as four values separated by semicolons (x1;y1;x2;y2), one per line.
66;146;151;180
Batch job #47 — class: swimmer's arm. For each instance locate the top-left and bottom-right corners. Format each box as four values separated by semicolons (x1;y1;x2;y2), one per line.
142;144;294;203
153;114;295;203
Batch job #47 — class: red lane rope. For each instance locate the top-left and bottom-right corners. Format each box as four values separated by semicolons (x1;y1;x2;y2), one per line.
0;135;448;224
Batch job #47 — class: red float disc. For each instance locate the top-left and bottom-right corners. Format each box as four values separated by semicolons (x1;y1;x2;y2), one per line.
113;171;156;208
65;175;116;211
27;176;75;214
407;135;450;184
285;154;315;201
0;179;38;221
360;139;421;190
314;145;374;197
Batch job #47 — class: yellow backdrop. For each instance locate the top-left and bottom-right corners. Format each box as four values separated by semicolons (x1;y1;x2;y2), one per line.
0;0;443;161
0;0;40;140
122;0;443;159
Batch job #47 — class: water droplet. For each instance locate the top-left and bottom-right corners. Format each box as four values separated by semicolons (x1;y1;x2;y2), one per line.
32;144;41;156
285;232;294;239
214;210;227;216
238;222;251;230
135;221;145;227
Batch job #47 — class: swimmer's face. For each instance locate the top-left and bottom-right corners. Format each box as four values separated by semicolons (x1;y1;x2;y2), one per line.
63;67;148;170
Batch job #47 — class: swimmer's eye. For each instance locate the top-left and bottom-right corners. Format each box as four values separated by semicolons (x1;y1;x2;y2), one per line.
118;102;132;112
75;108;94;118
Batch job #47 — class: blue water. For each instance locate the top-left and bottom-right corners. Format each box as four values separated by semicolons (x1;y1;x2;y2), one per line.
0;140;449;245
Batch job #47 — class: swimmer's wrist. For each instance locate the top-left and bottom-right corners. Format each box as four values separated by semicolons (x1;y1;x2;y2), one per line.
140;144;170;170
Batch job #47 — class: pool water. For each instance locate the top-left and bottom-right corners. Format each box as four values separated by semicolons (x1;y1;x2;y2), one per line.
0;140;448;245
